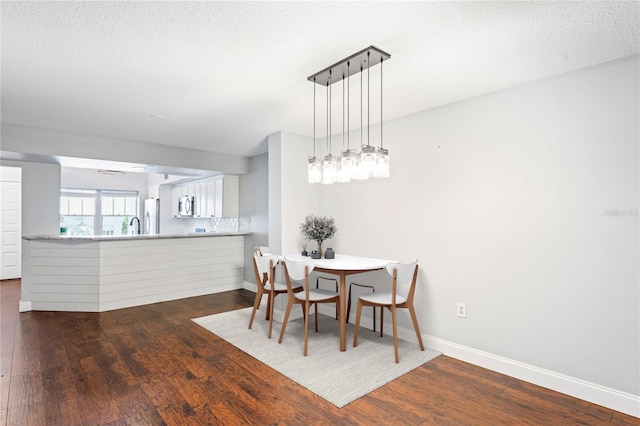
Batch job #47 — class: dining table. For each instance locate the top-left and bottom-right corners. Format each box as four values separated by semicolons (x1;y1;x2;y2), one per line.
283;253;392;351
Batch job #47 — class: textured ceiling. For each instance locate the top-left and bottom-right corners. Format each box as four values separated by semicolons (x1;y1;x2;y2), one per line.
2;1;639;158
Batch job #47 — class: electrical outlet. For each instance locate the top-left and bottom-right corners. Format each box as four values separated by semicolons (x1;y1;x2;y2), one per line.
457;303;466;318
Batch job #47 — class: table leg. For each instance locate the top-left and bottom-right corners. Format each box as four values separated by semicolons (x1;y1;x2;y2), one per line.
339;273;347;351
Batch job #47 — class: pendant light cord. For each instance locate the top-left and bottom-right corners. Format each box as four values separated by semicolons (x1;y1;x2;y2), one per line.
380;58;383;149
328;70;332;155
326;79;330;157
360;66;363;148
342;73;345;151
347;61;350;150
313;78;316;157
367;51;370;148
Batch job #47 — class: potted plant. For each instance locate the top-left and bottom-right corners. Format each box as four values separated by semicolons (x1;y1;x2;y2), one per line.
299;214;337;258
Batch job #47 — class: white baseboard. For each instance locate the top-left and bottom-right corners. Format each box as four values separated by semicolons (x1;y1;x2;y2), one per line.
424;335;639;419
240;282;639;418
19;300;32;312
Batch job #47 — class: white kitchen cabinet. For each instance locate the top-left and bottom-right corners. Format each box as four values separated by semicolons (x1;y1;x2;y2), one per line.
205;179;217;217
171;175;238;218
184;183;196;201
194;175;239;218
193;181;204;217
171;185;185;217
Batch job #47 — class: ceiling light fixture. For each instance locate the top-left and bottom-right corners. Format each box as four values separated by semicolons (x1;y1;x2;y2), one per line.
321;73;338;185
308;77;322;183
338;64;356;183
374;56;389;178
98;169;125;175
307;46;390;184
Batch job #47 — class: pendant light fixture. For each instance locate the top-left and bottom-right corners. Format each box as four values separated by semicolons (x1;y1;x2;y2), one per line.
339;66;356;183
308;77;321;183
321;73;338;185
374;57;389;178
357;51;376;180
353;66;368;181
307;46;390;184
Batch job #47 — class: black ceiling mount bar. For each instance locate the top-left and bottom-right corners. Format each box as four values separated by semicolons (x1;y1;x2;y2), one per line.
307;45;391;86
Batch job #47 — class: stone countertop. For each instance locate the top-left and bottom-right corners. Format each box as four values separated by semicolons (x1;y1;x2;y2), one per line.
23;232;251;241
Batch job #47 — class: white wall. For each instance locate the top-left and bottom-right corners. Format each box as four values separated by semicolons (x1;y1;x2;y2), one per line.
0;160;61;236
241;153;269;282
272;57;639;411
267;132;283;255
269;131;320;256
147;173;187;199
61;167;150;199
1;124;249;175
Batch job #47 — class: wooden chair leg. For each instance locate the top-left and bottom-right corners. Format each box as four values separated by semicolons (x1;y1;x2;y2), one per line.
265;294;271;320
372;307;377;333
346;285;353;322
380;307;384;337
278;298;293;344
314;303;319;333
391;307;399;363
303;302;311;356
352;300;363;347
267;290;276;339
248;287;263;329
408;305;425;351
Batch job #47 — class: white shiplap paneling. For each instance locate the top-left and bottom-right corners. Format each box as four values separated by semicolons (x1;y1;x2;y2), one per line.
21;235;245;312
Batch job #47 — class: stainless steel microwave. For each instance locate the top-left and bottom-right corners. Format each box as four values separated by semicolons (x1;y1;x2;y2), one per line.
178;196;195;216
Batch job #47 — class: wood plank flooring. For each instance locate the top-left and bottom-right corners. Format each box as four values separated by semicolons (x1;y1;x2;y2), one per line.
1;279;637;425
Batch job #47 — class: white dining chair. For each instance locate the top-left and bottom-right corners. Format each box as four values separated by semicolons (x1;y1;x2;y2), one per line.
352;259;425;363
248;254;301;338
316;276;338;320
279;257;341;356
346;282;377;331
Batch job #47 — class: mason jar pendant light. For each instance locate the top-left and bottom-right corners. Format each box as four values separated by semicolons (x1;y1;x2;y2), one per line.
308;77;322;183
353;66;368;181
357;51;377;180
321;73;338;185
374;57;390;178
338;65;356;183
308;46;390;184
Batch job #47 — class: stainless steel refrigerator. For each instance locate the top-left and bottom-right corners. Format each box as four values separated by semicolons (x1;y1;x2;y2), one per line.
144;198;160;234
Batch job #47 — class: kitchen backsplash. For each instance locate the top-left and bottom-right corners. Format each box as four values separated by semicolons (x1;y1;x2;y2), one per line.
210;217;238;232
178;216;250;234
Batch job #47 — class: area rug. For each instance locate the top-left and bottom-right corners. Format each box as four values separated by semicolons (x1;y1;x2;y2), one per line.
192;307;441;408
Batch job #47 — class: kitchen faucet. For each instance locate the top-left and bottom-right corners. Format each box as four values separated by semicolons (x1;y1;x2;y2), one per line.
129;216;141;234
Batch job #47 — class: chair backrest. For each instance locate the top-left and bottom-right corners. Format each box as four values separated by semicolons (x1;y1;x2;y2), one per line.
386;260;419;302
253;254;278;288
258;246;270;256
283;258;315;281
283;257;314;299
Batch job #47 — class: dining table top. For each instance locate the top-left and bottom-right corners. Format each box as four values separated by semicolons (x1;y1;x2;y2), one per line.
282;253;393;271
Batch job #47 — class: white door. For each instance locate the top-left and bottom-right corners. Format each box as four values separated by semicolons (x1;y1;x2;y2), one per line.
0;166;22;279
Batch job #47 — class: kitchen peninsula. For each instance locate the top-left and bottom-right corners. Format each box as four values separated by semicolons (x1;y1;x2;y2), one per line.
21;232;249;312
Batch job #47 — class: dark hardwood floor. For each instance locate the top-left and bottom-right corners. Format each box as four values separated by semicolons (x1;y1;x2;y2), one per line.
1;279;637;425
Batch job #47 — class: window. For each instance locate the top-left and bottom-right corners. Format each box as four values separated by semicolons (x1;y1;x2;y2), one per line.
60;189;139;236
100;191;139;236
